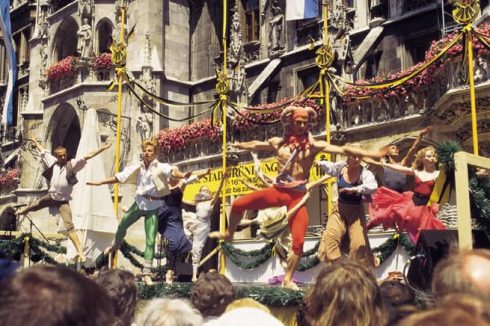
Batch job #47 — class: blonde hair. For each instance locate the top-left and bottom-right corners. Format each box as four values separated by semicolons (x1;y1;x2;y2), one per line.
141;139;158;151
225;298;271;314
412;146;436;170
306;259;387;326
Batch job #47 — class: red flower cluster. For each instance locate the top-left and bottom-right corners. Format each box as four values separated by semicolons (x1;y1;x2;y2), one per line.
156;119;222;152
92;53;113;71
46;56;80;81
232;98;321;130
344;23;490;102
0;168;20;192
156;98;322;152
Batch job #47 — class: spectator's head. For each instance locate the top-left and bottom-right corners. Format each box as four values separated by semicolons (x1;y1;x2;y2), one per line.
436;294;490;324
225;298;270;314
432;249;490;302
0;265;116;326
136;298;202;326
306;258;387;326
191;272;235;318
206;308;283;326
398;303;489;326
379;280;415;307
96;268;137;326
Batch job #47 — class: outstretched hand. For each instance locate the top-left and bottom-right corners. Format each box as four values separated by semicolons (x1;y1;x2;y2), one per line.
420;126;432;136
102;140;114;150
86;181;102;186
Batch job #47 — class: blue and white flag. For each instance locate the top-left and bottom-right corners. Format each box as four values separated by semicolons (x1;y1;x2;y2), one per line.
0;1;16;126
286;0;319;21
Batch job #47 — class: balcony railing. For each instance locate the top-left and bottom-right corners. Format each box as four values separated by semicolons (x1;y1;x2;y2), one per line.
47;63;115;94
162;55;490;163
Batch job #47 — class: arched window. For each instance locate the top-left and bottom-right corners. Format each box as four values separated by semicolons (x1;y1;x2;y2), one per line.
48;103;81;158
52;17;78;62
96;19;113;54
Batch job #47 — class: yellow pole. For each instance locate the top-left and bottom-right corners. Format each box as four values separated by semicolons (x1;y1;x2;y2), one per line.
111;7;126;267
322;0;333;215
466;26;479;155
113;7;126;217
322;0;328;47
219;0;228;275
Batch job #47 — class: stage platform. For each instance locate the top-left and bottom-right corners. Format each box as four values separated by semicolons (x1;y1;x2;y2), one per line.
223;231;410;284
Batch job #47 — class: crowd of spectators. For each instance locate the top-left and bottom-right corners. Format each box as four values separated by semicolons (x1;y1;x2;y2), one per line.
1;248;490;325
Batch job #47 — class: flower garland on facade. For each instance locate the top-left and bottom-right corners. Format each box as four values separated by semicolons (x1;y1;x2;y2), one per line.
0;168;20;194
91;52;113;71
343;23;490;101
156;119;222;152
156;99;321;152
46;56;81;81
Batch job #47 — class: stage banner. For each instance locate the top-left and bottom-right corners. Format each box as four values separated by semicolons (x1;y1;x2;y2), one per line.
183;152;331;201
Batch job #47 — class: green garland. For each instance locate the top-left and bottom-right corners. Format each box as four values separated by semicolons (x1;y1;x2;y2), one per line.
137;282;305;307
372;233;415;264
221;241;321;271
120;240;166;260
297;255;320;271
221;242;274;269
436;141;490;242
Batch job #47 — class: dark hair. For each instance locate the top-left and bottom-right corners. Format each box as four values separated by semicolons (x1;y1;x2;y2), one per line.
96;268;137;326
0;265;116;326
379;280;415;307
306;258;387;326
190;272;235;317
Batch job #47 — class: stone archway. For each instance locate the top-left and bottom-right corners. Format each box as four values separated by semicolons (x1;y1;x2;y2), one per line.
47;103;81;159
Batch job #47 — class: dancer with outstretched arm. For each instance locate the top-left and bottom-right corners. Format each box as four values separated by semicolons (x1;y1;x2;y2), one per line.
18;138;112;263
209;104;385;289
183;175;226;282
367;146;446;243
158;169;209;284
87;139;189;275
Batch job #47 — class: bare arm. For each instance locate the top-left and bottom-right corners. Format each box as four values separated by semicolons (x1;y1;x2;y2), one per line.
314;140;346;155
211;175;227;206
400;126;431;166
181;169;210;191
344;145;387;159
172;167;192;179
306;174;333;191
382;162;415;176
182;199;196;206
286;191;311;221
231;139;275;152
237;178;262;191
83;141;112;160
86;176;118;186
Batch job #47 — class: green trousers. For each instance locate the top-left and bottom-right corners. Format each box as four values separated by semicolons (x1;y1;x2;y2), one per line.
114;202;159;261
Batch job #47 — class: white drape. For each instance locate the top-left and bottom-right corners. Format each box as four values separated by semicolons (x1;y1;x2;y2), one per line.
66;108;117;263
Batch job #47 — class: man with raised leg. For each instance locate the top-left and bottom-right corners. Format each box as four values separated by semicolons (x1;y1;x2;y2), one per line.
210;104;384;289
18;138;112;263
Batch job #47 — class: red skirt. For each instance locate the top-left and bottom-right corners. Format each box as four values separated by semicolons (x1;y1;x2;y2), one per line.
368;187;445;243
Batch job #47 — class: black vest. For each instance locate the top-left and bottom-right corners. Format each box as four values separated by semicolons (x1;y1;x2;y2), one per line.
42;161;78;186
